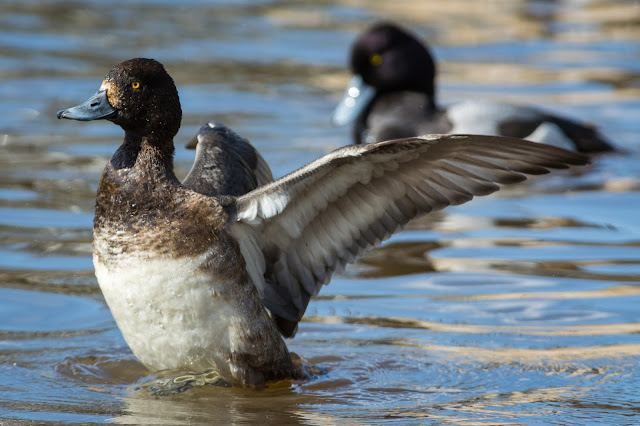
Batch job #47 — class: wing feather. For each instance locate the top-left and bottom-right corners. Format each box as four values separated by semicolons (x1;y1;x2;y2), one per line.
183;122;274;197
227;134;588;336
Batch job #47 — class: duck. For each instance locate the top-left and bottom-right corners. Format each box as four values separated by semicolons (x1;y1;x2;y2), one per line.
57;58;588;386
332;22;615;153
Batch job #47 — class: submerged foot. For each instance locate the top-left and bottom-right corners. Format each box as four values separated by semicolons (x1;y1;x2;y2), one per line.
136;354;328;395
139;370;232;396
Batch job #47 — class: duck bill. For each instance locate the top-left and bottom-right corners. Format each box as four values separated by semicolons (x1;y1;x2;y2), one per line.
56;90;116;121
331;75;376;126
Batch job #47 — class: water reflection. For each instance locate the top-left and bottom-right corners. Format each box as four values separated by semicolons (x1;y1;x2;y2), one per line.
116;384;315;425
1;0;639;424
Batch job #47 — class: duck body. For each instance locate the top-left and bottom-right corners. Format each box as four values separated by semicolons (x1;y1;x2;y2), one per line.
58;58;588;386
357;91;450;143
335;22;615;153
93;139;294;384
362;94;606;152
57;59;293;385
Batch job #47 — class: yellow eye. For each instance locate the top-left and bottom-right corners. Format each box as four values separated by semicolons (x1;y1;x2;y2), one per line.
131;81;140;89
370;53;383;66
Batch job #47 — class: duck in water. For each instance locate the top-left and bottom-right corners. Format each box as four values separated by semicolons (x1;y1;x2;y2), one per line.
333;22;615;153
58;58;588;386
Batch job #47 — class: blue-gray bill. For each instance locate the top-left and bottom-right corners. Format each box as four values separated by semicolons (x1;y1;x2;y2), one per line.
56;90;116;121
331;74;376;126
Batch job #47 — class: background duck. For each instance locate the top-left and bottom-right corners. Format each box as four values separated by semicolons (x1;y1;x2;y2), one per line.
333;21;616;153
57;58;588;387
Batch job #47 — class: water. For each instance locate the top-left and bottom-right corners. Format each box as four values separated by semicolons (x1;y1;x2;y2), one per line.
1;0;640;423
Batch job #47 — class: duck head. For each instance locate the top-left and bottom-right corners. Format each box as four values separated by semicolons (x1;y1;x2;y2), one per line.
57;58;182;141
332;22;437;126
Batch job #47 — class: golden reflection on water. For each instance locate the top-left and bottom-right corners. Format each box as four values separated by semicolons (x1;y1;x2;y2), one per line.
305;314;640;337
439;284;640;301
430;255;640;282
350;0;640;41
355;230;640;282
424;386;596;424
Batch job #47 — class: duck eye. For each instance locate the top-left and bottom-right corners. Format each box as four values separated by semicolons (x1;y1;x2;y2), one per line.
131;81;140;89
370;53;383;67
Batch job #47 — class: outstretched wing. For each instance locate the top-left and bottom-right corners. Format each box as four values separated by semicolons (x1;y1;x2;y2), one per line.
183;121;273;196
228;134;588;336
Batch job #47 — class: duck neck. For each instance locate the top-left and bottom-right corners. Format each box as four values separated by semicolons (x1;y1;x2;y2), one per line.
425;87;437;112
110;132;179;184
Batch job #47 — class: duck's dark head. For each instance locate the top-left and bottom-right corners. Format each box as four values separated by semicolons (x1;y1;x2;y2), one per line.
351;22;436;94
57;58;182;141
332;22;437;126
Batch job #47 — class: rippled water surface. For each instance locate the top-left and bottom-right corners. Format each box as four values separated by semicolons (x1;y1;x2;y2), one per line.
1;0;640;424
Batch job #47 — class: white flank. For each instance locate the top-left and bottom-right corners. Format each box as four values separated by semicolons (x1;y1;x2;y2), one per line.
525;122;575;151
448;100;538;135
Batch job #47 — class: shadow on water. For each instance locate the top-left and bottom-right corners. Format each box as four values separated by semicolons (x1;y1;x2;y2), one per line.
1;0;640;424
